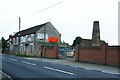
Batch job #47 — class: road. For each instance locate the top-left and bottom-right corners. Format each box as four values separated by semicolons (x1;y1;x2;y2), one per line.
0;54;119;80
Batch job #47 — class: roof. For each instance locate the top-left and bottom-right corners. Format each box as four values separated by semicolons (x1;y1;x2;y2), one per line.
82;38;105;42
13;22;49;38
82;39;92;41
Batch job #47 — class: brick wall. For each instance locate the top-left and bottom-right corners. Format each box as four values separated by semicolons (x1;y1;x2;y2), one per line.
75;45;119;66
45;46;58;58
106;46;119;65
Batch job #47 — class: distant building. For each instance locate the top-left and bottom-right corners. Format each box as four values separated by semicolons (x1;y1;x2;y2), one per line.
80;39;106;47
8;22;61;56
80;21;106;46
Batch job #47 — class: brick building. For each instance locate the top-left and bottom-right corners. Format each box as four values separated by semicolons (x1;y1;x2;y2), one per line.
80;21;106;47
75;21;119;66
8;22;61;57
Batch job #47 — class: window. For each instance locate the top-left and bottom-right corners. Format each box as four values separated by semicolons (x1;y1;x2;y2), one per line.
10;45;13;50
30;45;33;53
16;37;18;44
20;46;22;52
25;35;28;42
31;34;34;41
36;46;38;52
21;36;26;43
28;35;31;42
13;38;15;44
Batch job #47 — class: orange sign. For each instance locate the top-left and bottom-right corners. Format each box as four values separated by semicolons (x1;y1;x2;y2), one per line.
48;37;58;43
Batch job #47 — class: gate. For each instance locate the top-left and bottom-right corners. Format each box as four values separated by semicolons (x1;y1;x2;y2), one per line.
58;47;75;60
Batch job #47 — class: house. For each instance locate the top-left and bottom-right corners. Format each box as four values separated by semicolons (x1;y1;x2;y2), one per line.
8;22;61;56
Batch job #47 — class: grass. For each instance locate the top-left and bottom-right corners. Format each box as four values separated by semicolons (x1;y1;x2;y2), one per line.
15;54;34;58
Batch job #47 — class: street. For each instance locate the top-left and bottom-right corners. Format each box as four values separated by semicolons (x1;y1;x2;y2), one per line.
0;54;119;80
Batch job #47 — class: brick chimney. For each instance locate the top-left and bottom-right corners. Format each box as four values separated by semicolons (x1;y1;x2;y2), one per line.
92;21;101;46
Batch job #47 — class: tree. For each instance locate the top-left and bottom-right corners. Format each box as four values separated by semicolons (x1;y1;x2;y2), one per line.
1;37;8;53
72;36;82;47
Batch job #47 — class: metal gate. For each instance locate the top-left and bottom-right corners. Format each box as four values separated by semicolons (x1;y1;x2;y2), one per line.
58;47;75;60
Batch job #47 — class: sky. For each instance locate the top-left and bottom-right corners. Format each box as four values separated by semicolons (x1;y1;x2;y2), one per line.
0;0;119;45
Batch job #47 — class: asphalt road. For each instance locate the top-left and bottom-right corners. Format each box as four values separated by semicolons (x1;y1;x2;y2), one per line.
0;54;119;80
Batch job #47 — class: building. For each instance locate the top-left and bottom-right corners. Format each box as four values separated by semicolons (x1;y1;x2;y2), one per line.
8;22;61;56
80;21;106;47
80;39;106;46
75;21;119;66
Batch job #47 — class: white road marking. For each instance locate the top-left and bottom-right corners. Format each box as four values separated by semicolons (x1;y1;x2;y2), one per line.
9;58;17;61
21;61;36;66
24;58;37;60
2;57;5;59
44;66;74;75
0;70;12;80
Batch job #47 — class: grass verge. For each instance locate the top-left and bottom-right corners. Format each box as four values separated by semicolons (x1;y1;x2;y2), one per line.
15;54;34;58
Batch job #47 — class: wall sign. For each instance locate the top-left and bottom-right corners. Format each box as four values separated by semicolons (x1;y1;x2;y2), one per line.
48;37;58;43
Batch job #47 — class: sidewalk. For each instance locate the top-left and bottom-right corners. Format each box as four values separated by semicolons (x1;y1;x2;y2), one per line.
25;57;119;75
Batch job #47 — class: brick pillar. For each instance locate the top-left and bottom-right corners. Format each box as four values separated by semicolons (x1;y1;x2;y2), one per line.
75;44;80;61
54;46;59;58
38;45;42;57
118;47;120;67
42;46;46;58
101;43;107;64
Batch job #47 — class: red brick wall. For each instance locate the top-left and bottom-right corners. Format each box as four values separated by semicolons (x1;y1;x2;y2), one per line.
75;45;119;66
106;47;119;65
45;46;58;58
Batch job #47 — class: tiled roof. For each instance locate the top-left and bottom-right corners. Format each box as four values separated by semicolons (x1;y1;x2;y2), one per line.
13;22;49;38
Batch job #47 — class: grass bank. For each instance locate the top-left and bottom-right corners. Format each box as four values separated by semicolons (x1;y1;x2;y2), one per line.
15;54;34;58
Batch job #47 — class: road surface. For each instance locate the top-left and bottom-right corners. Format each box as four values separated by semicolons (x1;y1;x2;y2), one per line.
0;54;119;80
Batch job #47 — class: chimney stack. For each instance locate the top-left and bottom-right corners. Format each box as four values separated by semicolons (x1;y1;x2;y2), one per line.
9;35;13;39
92;21;101;46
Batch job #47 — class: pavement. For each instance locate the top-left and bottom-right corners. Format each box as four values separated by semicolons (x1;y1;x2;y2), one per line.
24;57;119;75
1;54;119;79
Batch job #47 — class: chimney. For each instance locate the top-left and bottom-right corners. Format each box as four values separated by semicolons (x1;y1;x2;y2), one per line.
9;35;13;39
92;21;101;46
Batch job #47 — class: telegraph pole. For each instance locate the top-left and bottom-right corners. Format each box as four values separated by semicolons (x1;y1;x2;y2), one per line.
18;17;21;55
19;17;21;32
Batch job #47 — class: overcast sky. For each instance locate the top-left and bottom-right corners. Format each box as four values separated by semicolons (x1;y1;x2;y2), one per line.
0;0;119;45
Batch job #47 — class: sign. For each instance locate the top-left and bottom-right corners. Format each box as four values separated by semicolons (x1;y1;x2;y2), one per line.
48;37;58;43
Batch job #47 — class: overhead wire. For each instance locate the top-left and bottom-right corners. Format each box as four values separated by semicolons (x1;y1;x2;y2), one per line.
1;19;18;35
1;0;66;38
22;0;66;18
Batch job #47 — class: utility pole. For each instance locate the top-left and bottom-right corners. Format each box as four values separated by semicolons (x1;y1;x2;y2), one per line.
19;17;21;32
18;17;21;55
